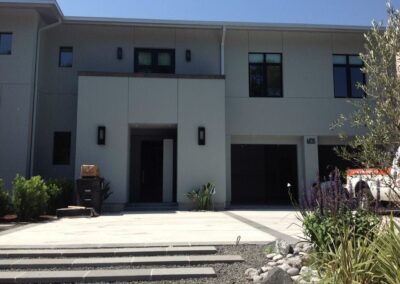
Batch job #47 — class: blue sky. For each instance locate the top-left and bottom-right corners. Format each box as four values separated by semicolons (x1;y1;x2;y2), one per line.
57;0;400;27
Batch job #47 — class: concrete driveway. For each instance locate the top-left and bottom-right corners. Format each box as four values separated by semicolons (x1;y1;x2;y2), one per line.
0;209;303;247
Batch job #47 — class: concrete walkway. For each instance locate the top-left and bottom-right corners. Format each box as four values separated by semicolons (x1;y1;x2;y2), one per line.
0;210;302;246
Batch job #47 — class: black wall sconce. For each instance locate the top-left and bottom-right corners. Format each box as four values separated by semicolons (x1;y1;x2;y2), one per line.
306;137;316;144
97;126;106;145
185;49;191;62
117;47;123;60
198;126;205;145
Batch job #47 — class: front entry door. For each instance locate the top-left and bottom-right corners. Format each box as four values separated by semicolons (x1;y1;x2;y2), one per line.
139;140;163;202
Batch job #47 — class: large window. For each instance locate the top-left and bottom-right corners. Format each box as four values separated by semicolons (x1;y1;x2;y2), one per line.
0;33;12;55
59;47;73;68
53;132;71;165
134;48;175;74
249;53;283;97
333;55;365;98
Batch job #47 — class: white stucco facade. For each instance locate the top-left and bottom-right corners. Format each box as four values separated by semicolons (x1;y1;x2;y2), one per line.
0;1;369;209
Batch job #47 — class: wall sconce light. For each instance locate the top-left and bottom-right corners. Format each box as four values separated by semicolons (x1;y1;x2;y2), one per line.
198;126;205;145
97;126;106;145
306;138;316;144
185;49;191;62
117;47;123;60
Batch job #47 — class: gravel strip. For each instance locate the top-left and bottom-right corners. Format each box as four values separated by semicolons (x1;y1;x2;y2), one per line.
0;245;268;284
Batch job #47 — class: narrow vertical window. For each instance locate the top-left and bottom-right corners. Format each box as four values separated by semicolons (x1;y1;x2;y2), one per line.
0;33;12;55
59;47;73;67
53;132;71;165
249;53;283;97
333;54;365;98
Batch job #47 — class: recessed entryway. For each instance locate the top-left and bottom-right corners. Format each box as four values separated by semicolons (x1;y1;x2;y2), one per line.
129;127;177;203
231;144;298;205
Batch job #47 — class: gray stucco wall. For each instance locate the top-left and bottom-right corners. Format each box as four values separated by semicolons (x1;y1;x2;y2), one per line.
76;75;226;207
0;8;39;187
34;24;221;180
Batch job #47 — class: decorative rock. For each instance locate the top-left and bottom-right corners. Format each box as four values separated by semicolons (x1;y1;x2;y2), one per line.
266;253;276;259
245;268;259;279
258;267;293;284
272;254;283;261
303;244;313;253
287;267;300;276
267;261;278;267
300;266;311;275
276;259;285;265
253;272;270;284
275;240;293;256
278;263;291;271
293;247;301;254
261;266;273;273
286;253;293;258
287;256;303;269
291;275;301;282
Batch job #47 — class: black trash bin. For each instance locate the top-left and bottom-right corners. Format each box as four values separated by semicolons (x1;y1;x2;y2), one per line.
76;177;104;213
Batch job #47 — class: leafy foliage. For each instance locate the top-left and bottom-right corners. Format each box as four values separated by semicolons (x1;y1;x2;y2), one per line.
0;179;11;217
332;2;400;203
11;175;57;221
46;178;74;214
186;182;216;210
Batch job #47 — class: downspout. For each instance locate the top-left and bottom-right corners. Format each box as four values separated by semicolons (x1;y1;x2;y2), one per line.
220;26;226;75
29;17;62;176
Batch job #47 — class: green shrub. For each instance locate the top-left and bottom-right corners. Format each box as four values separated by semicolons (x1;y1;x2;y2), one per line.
12;175;51;220
303;209;379;252
0;179;11;217
186;182;215;210
46;178;73;214
370;217;400;284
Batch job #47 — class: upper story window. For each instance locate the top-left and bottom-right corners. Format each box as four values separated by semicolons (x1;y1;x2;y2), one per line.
249;53;283;97
333;54;365;98
0;33;12;55
134;48;175;74
59;47;73;68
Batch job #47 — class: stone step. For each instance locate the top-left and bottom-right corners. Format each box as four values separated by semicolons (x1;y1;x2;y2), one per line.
0;267;216;283
0;255;243;269
0;246;217;258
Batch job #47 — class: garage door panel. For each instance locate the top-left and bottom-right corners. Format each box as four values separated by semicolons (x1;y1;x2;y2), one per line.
231;144;298;205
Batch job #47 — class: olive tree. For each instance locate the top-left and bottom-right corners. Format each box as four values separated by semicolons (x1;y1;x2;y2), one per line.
333;2;400;204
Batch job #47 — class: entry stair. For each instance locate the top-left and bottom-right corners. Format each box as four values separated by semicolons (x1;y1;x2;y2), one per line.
0;245;243;283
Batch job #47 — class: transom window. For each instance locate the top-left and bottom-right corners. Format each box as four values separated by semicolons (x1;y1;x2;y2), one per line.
134;48;175;74
0;33;12;55
59;47;73;68
249;53;283;97
333;54;365;98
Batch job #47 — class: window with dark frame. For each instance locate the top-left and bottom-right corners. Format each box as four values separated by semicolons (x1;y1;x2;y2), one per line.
249;53;283;97
53;132;71;165
333;54;365;98
59;47;73;68
0;33;12;55
134;48;175;74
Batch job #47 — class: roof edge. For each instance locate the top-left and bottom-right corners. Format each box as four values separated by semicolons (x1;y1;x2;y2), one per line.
0;0;63;16
63;16;371;32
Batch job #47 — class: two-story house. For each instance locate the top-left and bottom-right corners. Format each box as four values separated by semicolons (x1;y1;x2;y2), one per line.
0;0;367;210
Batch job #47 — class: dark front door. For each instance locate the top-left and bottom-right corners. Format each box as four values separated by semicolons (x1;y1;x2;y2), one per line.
139;140;163;202
231;144;298;205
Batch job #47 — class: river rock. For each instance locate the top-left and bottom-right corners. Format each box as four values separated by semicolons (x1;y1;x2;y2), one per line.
259;267;293;284
275;240;293;256
273;254;284;261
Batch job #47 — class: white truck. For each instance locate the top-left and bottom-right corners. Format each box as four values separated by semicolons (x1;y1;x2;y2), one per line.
346;147;400;203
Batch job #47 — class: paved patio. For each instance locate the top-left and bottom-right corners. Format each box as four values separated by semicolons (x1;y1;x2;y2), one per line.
0;209;302;247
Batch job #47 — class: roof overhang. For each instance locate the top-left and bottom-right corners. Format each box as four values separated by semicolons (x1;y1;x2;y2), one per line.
0;0;63;23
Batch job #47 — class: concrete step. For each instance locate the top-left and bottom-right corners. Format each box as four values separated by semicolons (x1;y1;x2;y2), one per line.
0;246;217;258
0;267;216;283
0;255;243;269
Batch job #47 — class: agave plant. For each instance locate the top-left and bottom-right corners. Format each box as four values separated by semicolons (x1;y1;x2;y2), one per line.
186;182;216;210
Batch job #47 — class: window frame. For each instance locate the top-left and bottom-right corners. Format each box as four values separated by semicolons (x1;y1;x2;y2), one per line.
134;48;175;74
0;32;13;55
58;46;73;68
248;52;283;98
52;131;71;165
333;54;366;98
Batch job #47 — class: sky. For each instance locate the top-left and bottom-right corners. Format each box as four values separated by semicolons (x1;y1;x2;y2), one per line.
56;0;400;27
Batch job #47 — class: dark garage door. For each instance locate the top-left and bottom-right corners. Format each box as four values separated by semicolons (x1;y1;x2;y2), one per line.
318;145;357;182
231;144;298;205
